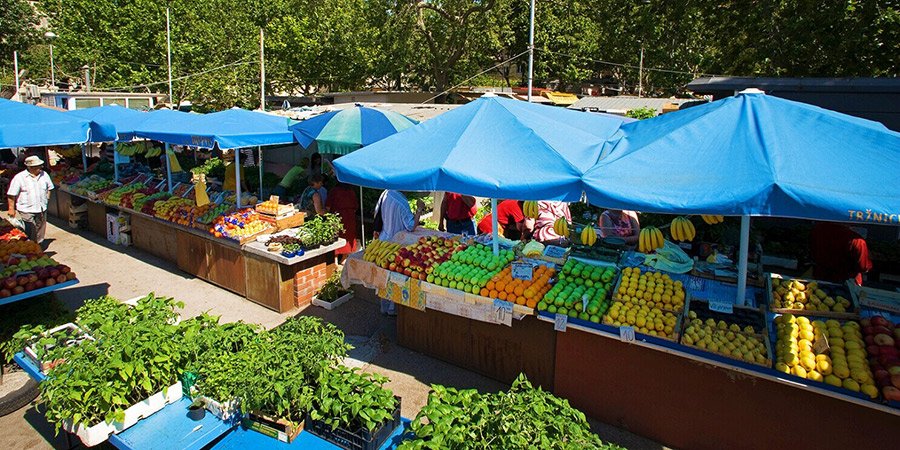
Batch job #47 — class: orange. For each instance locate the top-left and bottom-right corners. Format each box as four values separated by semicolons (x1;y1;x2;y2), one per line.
526;299;537;308
495;281;506;292
498;292;508;300
486;281;495;290
514;286;524;296
490;289;499;298
480;288;489;297
516;296;526;305
505;284;516;294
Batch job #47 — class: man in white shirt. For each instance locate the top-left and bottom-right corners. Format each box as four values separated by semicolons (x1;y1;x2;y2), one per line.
7;156;54;244
373;190;425;315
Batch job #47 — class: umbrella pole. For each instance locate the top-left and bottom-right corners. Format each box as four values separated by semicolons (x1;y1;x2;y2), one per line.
258;146;263;197
736;215;750;306
113;142;119;183
235;151;242;208
359;186;365;250
81;144;87;171
491;198;499;256
165;143;173;193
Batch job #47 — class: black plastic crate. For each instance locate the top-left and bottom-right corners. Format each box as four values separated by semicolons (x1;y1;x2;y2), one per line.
306;397;401;450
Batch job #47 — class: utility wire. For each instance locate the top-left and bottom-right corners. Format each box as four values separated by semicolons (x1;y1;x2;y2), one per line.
103;58;255;91
420;50;529;104
536;48;725;78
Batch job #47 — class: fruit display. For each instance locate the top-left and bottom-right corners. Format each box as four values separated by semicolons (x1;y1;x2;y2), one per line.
68;175;115;197
391;236;466;280
860;316;900;401
1;255;62;278
603;267;685;339
362;239;402;268
0;264;76;298
210;208;269;240
486;264;555;308
540;259;617;322
102;183;152;207
194;203;232;225
429;244;512;293
522;201;539;219
115;142;145;156
773;314;876;398
580;226;597;246
0;240;42;260
680;307;771;366
256;198;293;216
770;276;854;314
0;225;27;241
669;216;696;242
133;192;171;211
701;215;725;225
637;226;665;253
151;197;195;221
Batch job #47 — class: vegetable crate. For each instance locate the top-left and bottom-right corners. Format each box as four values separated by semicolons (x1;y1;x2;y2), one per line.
243;411;305;443
23;323;94;374
681;300;773;368
306;397;401;450
767;273;860;319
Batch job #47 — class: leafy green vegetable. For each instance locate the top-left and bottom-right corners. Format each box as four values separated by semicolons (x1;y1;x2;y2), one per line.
310;366;397;433
317;269;350;302
298;213;344;248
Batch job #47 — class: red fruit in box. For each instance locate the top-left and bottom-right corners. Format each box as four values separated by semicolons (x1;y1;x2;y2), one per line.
3;278;16;290
59;265;71;274
868;345;881;356
12;286;24;294
66;272;76;280
17;277;28;286
865;335;875;346
872;326;893;336
885;386;900;402
57;274;67;283
25;282;35;291
0;289;9;298
49;268;60;278
872;316;891;328
27;274;37;283
893;374;900;390
45;278;55;286
34;280;44;289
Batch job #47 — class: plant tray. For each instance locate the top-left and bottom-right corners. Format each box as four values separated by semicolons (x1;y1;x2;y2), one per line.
312;292;353;310
23;323;94;374
767;273;859;319
306;397;401;450
195;396;240;421
243;411;304;443
63;381;183;447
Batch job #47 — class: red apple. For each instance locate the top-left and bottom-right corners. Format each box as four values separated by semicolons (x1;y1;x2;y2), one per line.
27;274;37;283
893;374;900;389
34;280;44;289
17;277;28;286
12;286;24;294
0;289;9;298
24;282;35;291
45;278;55;287
3;278;16;290
59;265;71;274
884;386;900;402
66;272;76;280
872;316;891;328
49;268;60;278
868;345;881;356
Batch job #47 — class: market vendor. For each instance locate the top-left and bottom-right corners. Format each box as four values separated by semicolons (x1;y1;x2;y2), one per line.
298;174;327;216
477;199;531;240
373;189;425;315
531;201;571;246
325;181;359;262
598;209;641;245
273;157;309;197
438;192;477;235
223;151;246;192
810;222;873;285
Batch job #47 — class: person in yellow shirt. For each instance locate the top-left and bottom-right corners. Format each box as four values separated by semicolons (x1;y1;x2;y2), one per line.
222;151;246;192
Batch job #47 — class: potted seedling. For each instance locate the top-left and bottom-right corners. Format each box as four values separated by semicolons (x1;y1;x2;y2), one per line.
312;270;352;310
188;397;207;421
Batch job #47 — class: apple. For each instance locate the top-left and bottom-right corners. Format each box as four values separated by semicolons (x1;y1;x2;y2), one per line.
0;289;9;298
868;345;881;356
872;316;891;328
45;278;55;287
56;274;66;283
889;366;900;376
885;386;900;402
893;373;900;389
12;286;24;295
3;278;16;290
17;277;28;286
873;326;894;335
27;274;37;283
49;268;60;278
34;280;45;289
66;272;76;280
24;282;35;291
860;318;871;328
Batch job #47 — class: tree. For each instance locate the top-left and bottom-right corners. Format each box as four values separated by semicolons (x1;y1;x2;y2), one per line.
0;0;40;79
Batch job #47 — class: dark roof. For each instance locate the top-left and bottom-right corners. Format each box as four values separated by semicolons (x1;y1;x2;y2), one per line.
687;77;900;95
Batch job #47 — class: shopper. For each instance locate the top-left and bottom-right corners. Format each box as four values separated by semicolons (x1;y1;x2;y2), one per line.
439;192;477;235
531;201;571;246
7;156;54;244
373;190;425;315
274;157;309;197
810;222;873;286
477;200;530;240
298;174;327;217
598;209;641;244
325;182;360;261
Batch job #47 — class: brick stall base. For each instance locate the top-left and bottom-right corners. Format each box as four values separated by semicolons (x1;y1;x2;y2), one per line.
293;252;337;308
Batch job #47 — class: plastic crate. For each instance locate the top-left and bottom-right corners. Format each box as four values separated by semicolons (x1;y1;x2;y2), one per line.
306;397;401;450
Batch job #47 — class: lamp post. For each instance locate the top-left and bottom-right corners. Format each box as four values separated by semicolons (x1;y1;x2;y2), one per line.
44;31;57;87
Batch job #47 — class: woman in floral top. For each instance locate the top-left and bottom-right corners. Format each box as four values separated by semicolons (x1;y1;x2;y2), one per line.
531;201;571;246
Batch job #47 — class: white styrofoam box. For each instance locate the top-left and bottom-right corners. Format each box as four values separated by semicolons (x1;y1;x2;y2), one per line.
63;381;183;447
196;396;240;421
311;293;353;310
106;213;120;244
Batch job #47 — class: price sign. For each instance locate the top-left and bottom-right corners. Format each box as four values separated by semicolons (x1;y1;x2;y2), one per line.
554;313;568;332
619;326;636;343
493;299;513;326
511;262;534;281
582;294;590;312
544;246;567;258
708;299;734;314
493;298;513;313
813;334;830;354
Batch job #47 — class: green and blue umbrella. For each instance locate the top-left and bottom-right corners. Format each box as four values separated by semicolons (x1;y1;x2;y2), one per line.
290;105;419;155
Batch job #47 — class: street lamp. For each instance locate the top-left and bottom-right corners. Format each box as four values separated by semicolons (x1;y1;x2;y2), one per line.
44;31;57;87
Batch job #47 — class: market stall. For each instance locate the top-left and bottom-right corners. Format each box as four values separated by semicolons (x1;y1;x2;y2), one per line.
335;93;900;448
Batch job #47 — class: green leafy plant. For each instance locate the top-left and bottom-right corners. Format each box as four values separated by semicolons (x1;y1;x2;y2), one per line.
400;374;622;450
317;270;350;302
310;366;397;433
625;107;657;120
0;296;72;364
298;213;344;248
191;158;226;179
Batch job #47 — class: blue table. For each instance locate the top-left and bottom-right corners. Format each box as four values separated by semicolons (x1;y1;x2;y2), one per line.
108;397;238;450
0;279;79;307
14;351;47;382
211;419;411;450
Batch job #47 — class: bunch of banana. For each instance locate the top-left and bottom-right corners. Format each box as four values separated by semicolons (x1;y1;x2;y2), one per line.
116;143;145;156
145;146;163;158
363;239;401;266
638;226;665;253
701;215;725;225
522;201;539;219
580;226;597;246
669;216;696;242
57;145;83;158
553;217;569;237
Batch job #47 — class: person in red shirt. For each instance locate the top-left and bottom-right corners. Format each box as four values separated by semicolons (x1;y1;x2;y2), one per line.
477;200;530;240
439;192;477;235
810;222;873;286
325;182;359;262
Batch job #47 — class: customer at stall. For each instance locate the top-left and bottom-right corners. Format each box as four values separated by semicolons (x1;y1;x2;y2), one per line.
7;156;54;245
598;209;641;245
274;157;309;197
373;190;425;315
325;182;360;262
439;192;477;235
476;200;531;240
298;174;327;217
531;201;571;246
810;222;873;286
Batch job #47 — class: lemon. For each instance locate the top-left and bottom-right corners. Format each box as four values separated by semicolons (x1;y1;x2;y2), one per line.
815;354;830;362
861;384;878;399
807;370;824;382
842;378;860;392
816;360;833;375
801;356;817;372
792;365;808;378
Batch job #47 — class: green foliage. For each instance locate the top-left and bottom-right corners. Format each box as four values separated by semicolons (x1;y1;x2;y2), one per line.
191;158;226;179
310;366;397;432
400;374;621;449
317;269;350;302
0;296;73;364
625;107;657;120
298;213;344;247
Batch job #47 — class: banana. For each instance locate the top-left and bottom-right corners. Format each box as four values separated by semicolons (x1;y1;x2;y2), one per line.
670;218;682;241
580;226;597;246
553;217;569;237
655;227;664;249
522;201;539;219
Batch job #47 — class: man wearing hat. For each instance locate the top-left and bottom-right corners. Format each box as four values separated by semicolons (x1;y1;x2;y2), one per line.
7;156;54;244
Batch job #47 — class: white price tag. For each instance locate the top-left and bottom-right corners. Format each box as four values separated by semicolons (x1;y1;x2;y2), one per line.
708;299;734;314
619;326;636;342
511;262;534;281
554;313;568;332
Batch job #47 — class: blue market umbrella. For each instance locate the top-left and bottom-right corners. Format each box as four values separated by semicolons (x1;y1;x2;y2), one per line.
0;99;90;148
290;105;419;155
332;95;633;201
68;105;147;143
582;89;900;304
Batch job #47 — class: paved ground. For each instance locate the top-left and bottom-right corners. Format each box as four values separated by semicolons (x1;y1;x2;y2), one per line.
0;217;665;449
